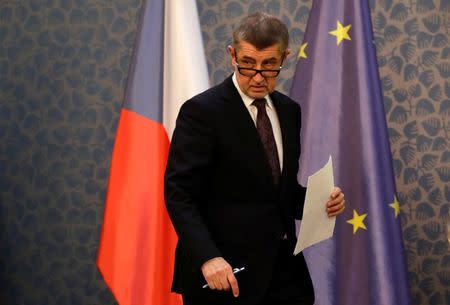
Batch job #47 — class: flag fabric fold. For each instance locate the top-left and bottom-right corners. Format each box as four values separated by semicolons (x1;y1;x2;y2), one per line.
290;1;411;304
97;0;209;304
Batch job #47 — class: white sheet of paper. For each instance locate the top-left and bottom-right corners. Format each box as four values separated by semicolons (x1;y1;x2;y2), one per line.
294;156;335;255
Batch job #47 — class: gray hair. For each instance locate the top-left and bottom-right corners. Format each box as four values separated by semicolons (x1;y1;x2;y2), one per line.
232;12;289;53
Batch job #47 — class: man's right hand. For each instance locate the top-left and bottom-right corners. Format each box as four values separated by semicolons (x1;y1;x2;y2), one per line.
201;257;240;297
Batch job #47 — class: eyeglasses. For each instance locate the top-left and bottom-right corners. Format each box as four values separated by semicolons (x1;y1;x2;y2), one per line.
235;52;284;78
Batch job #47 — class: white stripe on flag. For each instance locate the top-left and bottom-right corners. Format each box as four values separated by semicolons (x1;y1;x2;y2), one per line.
163;0;210;138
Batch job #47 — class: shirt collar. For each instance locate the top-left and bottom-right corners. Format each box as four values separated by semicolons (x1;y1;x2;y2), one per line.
232;73;273;109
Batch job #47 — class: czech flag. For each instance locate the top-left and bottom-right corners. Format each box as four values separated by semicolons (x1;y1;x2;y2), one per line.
97;1;209;304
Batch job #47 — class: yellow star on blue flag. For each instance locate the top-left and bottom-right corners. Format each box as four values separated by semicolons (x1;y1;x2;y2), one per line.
389;196;400;218
347;209;367;234
329;21;352;45
298;42;308;59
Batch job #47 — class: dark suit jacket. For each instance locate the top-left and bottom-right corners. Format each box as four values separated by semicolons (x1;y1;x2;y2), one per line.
164;75;307;305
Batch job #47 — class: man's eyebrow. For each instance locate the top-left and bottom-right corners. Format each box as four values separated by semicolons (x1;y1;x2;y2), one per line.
263;57;279;62
241;55;279;61
241;55;256;61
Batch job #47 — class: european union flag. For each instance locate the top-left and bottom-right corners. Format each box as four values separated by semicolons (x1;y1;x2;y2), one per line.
290;1;411;304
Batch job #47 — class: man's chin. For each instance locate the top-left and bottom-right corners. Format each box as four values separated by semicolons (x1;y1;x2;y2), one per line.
248;91;268;99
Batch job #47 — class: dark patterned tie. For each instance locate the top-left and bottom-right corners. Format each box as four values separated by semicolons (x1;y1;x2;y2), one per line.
252;98;281;186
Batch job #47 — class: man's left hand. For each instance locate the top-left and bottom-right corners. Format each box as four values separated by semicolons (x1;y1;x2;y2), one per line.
326;187;345;217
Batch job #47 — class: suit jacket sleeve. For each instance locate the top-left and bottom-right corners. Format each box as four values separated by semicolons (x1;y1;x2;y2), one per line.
164;98;222;270
293;101;307;220
294;185;307;220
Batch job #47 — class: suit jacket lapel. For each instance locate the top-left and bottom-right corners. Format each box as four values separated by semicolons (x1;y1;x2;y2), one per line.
271;93;295;192
220;76;276;191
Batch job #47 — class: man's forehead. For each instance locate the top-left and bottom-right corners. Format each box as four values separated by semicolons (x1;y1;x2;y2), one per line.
237;44;283;59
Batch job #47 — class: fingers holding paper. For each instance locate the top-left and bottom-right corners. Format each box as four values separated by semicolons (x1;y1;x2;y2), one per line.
326;187;345;217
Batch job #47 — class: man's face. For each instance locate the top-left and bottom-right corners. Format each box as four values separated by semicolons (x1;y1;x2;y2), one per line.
228;41;287;99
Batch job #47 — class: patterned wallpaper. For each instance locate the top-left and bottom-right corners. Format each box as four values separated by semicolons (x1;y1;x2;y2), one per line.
0;1;140;304
0;0;448;304
369;1;450;304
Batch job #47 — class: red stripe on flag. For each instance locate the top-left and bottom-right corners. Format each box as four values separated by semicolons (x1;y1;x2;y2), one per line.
97;108;181;305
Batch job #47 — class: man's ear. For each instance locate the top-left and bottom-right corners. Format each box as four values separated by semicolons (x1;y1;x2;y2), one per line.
227;45;236;65
284;48;291;58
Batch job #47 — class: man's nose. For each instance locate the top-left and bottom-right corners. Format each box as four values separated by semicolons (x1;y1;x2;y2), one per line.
252;71;265;82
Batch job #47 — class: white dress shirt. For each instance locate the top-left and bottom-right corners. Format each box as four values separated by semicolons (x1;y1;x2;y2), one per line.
232;73;284;171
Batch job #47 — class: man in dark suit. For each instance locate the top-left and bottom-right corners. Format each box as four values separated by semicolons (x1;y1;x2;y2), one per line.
164;12;345;305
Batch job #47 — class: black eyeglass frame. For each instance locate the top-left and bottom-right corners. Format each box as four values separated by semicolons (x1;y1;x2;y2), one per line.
234;51;285;78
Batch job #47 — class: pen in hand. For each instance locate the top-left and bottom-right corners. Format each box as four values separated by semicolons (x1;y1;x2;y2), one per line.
202;267;245;289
